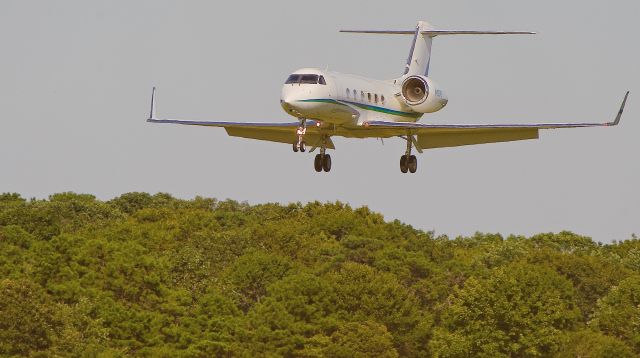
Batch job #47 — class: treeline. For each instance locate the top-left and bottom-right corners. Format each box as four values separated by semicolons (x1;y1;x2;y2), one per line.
0;192;639;357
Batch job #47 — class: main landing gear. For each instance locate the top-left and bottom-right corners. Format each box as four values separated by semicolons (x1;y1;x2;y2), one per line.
400;136;417;174
314;134;331;172
314;148;331;172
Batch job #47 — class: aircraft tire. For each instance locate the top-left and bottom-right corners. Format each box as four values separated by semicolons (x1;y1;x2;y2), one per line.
408;155;417;173
300;142;306;152
314;154;323;172
322;154;332;172
400;155;408;173
293;143;299;152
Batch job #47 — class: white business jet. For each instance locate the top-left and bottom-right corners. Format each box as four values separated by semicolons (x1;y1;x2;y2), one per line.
148;21;628;173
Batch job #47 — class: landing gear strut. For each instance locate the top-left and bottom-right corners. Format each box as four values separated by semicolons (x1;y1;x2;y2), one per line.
400;135;417;174
314;136;331;172
293;118;307;152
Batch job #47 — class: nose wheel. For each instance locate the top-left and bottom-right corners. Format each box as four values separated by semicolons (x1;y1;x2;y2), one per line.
293;141;305;152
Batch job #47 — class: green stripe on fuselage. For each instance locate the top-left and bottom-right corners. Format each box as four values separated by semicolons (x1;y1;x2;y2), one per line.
298;99;421;119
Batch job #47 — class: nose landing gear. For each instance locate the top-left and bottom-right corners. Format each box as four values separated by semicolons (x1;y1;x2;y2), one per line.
293;118;307;152
400;135;418;174
291;119;332;172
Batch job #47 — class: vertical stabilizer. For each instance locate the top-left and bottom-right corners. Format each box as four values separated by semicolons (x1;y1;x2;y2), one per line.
404;21;434;77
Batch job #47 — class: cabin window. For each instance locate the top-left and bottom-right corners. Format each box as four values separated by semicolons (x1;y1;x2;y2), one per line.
374;94;378;103
381;95;385;104
367;93;371;102
318;75;326;85
346;88;350;97
361;91;364;100
353;89;357;98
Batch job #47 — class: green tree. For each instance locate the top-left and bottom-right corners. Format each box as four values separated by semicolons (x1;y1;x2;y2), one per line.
557;329;634;358
226;250;293;311
326;262;430;356
2;192;638;356
0;279;60;356
528;248;629;318
324;321;399;358
430;263;581;357
589;275;640;354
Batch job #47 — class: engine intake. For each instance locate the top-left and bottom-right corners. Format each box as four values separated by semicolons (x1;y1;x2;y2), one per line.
402;76;429;105
400;75;448;113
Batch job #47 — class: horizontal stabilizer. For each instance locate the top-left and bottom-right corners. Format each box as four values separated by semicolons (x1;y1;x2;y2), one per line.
339;30;415;35
342;21;535;76
340;30;535;37
422;30;535;36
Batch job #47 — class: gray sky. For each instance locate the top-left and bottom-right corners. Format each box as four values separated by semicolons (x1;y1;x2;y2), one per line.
1;0;637;242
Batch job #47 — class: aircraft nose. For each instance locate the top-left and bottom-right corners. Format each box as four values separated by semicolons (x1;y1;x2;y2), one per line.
281;91;301;108
280;92;297;104
280;97;298;114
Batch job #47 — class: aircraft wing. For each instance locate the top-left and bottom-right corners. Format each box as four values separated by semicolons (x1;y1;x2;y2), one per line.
358;92;629;149
146;88;335;148
147;118;335;149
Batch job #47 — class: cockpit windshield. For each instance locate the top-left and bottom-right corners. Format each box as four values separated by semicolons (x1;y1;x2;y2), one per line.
285;74;326;85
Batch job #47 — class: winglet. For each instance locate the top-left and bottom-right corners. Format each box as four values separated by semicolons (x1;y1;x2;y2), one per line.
148;87;157;121
608;91;629;126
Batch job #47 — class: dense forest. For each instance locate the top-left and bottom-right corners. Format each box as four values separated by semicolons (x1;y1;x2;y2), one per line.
0;192;638;357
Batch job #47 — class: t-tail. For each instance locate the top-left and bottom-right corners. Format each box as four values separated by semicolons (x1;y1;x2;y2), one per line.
340;21;535;77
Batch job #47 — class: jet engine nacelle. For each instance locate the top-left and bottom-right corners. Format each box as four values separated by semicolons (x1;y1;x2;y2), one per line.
400;75;448;113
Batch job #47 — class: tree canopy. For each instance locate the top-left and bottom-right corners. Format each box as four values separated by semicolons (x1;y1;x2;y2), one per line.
0;192;638;356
